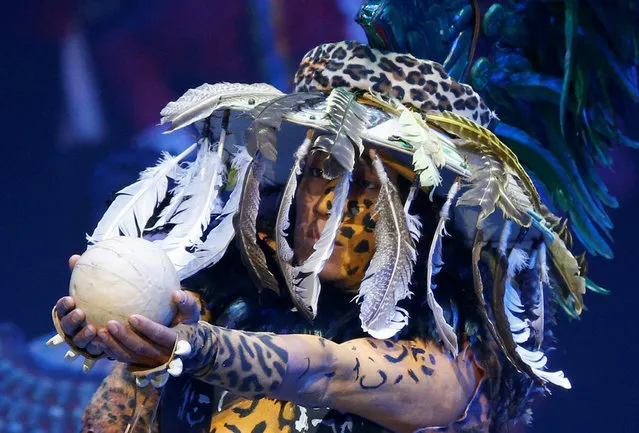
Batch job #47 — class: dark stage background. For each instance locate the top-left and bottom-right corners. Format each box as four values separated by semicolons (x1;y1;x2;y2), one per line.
0;1;637;432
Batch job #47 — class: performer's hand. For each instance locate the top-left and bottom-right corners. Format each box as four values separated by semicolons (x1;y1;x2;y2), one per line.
98;290;200;367
53;254;104;356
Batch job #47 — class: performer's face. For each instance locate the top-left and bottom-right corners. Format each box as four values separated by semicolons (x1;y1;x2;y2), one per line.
293;149;397;290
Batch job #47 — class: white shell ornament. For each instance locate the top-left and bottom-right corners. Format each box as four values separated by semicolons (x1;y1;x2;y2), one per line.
69;236;179;329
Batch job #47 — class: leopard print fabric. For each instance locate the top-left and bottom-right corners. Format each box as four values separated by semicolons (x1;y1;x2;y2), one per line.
82;362;160;433
294;41;497;128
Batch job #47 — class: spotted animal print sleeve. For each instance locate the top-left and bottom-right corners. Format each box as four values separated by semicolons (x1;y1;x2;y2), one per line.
174;322;481;432
175;322;288;400
81;362;160;433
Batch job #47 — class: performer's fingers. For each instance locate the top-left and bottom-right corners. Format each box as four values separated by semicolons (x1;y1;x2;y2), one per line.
72;324;97;349
68;254;81;270
85;340;104;357
172;290;200;325
98;328;135;364
55;296;76;318
129;315;177;349
106;320;169;361
60;308;86;337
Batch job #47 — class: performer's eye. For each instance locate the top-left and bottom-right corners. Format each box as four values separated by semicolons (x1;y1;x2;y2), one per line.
359;179;378;190
309;167;324;178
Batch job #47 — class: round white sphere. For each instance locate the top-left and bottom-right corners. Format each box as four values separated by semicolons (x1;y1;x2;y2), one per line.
69;236;179;329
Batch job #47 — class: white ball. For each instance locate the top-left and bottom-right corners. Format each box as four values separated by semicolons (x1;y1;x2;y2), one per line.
69;237;179;329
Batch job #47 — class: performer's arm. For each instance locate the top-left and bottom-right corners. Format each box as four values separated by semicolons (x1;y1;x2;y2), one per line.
104;319;481;433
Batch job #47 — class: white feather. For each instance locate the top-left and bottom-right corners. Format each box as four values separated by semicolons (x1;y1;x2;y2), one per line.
88;143;197;243
161;82;284;132
150;163;197;231
405;213;423;243
505;244;569;389
293;172;351;317
507;248;529;276
527;249;538;269
357;157;416;340
323;88;369;154
398;110;446;162
413;146;443;188
158;138;226;266
403;184;422;243
504;282;525;314
539;241;550;284
175;148;253;280
425;180;461;356
531;242;547;349
516;346;571;389
498;219;513;255
314;88;370;178
396;109;445;188
505;305;530;336
504;248;528;316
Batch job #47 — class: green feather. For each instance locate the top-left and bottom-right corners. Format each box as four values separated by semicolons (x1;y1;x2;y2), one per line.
504;72;563;104
586;29;639;102
495;122;613;258
585;277;611;295
561;0;578;137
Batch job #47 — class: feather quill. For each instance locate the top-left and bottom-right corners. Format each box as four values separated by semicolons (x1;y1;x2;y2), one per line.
356;157;416;340
89;143;197;243
425;179;461;356
234;156;280;294
245;93;323;161
161;82;283;132
158;137;227;269
314;88;370;178
176;148;253;280
293;172;352;318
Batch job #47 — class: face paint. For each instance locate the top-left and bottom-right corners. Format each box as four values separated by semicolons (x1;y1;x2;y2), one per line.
293;150;392;291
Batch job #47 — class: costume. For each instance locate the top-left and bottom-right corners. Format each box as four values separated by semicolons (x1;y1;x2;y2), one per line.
49;1;638;432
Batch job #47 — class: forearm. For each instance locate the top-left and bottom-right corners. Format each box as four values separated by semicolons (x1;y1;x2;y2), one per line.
175;323;479;432
274;335;478;431
178;323;287;400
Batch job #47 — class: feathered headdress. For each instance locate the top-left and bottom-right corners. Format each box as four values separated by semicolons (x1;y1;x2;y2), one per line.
77;1;637;395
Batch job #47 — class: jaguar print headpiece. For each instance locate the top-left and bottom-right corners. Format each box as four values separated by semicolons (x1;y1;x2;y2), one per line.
83;39;587;391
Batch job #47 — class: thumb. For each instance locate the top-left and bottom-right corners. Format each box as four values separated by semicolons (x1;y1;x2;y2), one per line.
69;254;81;270
171;290;200;325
